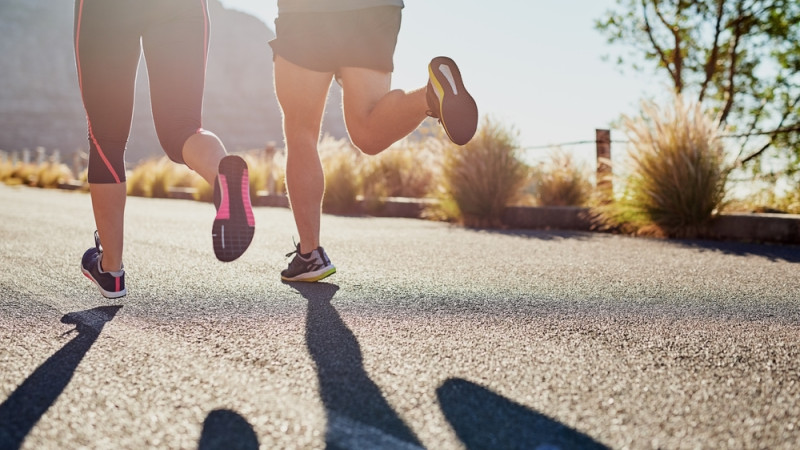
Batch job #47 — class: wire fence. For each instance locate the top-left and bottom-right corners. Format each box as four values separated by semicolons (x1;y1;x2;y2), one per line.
521;125;800;170
522;124;800;153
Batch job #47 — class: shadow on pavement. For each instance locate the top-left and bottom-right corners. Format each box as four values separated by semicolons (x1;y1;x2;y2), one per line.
466;228;595;242
671;239;800;263
437;378;609;450
198;409;259;450
0;305;122;450
288;281;422;449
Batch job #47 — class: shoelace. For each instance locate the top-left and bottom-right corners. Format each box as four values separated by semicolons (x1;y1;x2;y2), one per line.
285;237;301;258
94;230;103;254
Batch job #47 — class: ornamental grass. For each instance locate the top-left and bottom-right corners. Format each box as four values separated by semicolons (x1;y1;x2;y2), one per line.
435;117;529;227
530;148;592;207
593;96;728;237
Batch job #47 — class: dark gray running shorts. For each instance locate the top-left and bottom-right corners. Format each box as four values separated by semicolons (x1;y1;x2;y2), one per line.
269;6;402;74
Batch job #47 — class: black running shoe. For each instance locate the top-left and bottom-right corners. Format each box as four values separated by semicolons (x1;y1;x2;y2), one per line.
81;231;126;299
213;155;255;262
281;243;336;282
426;56;478;146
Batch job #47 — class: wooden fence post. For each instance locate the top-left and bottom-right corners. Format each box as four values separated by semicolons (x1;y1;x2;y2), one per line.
596;129;612;196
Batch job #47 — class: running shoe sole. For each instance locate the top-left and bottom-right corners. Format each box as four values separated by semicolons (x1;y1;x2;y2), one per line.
281;266;336;283
428;56;478;146
213;155;255;262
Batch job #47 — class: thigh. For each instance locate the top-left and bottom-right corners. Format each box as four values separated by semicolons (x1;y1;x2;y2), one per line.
74;0;143;182
274;55;334;144
141;1;208;162
75;0;142;139
338;67;392;128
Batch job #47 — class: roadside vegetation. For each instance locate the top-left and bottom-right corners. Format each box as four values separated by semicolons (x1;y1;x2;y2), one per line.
527;148;592;207
596;0;800;216
591;96;729;237
2;107;798;236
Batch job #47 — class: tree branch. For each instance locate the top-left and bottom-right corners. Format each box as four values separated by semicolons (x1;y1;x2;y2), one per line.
719;1;746;125
642;0;681;91
739;95;800;165
698;0;726;103
734;98;768;160
652;0;684;92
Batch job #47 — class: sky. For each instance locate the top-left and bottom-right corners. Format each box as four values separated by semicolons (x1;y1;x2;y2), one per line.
217;0;663;163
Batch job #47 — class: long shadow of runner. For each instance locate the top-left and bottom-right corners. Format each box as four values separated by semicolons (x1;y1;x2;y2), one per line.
437;378;609;450
0;305;122;450
197;409;259;450
289;282;421;449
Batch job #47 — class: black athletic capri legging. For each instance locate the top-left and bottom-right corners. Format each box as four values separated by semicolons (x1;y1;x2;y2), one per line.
74;0;210;184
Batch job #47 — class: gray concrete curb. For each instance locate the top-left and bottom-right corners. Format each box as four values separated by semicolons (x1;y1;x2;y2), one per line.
502;206;593;231
503;205;800;245
706;213;800;245
57;184;800;246
254;195;799;245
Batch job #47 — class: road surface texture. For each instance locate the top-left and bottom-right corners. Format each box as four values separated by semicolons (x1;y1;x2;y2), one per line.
1;184;799;449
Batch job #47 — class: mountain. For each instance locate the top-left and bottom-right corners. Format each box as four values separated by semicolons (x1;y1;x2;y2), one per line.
0;0;346;164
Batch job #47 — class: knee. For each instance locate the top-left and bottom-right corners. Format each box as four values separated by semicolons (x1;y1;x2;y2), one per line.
156;122;204;164
350;133;388;156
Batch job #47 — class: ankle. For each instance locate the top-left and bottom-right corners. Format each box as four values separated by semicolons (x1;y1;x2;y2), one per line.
99;255;122;273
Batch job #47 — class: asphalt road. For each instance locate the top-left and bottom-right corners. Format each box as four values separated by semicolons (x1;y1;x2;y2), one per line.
1;183;799;449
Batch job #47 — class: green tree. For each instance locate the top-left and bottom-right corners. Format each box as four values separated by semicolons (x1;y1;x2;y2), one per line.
596;0;800;184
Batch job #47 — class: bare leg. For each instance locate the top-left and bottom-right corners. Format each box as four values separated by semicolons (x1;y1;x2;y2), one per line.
338;67;429;155
182;130;228;185
90;182;127;272
92;130;228;274
274;56;334;255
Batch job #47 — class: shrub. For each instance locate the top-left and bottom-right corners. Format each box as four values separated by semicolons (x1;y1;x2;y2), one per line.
360;138;437;213
593;96;728;236
7;163;38;186
34;162;75;188
126;159;156;197
435;117;529;227
0;159;14;183
529;149;592;206
243;149;286;199
127;156;200;198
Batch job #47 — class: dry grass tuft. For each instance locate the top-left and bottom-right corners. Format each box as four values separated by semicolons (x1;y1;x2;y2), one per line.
360;138;438;212
529;149;592;206
34;162;75;188
434;117;529;227
592;96;728;236
127;157;201;198
2;162;38;186
242;150;285;199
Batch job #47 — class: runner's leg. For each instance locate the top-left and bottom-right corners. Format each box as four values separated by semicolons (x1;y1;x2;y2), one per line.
338;67;428;155
142;0;226;184
74;0;142;272
144;2;253;262
274;55;334;255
